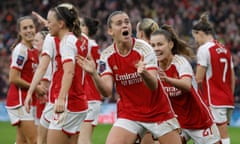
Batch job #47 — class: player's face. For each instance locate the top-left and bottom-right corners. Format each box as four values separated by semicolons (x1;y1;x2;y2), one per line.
32;32;44;51
192;30;204;45
47;10;61;37
79;18;89;35
108;13;132;43
150;34;173;62
19;19;36;43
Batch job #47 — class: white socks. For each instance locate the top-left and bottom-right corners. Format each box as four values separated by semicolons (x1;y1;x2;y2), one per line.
221;138;230;144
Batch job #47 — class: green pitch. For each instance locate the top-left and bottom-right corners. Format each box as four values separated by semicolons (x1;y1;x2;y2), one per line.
0;122;239;144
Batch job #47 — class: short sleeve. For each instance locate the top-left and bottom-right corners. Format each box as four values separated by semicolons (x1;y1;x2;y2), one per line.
10;44;28;70
144;47;158;70
174;55;193;77
197;45;209;67
42;61;52;81
97;47;113;75
60;35;77;64
41;34;55;59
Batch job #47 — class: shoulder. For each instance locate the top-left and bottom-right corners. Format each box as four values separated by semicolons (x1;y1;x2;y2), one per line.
100;44;115;59
198;41;215;52
173;55;189;65
133;38;154;55
13;43;27;55
62;33;78;44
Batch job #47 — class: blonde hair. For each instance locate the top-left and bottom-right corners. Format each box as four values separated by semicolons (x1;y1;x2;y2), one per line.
138;18;159;40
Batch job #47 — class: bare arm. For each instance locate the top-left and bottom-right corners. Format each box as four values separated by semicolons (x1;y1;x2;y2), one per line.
136;57;158;90
32;11;48;26
77;55;113;97
195;65;207;92
54;61;75;113
164;75;192;91
27;55;51;96
24;55;50;112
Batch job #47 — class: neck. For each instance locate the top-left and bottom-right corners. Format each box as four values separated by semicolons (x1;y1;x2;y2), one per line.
59;29;70;40
116;39;132;55
21;40;33;49
159;55;173;70
203;35;214;44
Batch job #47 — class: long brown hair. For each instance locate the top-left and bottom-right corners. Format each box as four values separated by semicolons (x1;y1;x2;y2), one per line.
51;3;81;37
11;16;35;50
151;24;195;60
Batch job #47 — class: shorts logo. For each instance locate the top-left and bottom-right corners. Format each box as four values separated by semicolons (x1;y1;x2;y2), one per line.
99;61;106;73
16;55;24;66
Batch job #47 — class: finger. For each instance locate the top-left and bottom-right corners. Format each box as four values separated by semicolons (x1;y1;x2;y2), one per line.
24;101;31;113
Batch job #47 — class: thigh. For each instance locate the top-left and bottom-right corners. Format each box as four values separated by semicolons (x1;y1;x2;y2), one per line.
158;129;182;144
47;129;69;144
37;125;48;144
19;120;37;143
106;126;138;144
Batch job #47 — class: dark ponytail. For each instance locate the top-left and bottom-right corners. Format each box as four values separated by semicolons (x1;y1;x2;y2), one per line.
192;12;214;35
54;3;81;37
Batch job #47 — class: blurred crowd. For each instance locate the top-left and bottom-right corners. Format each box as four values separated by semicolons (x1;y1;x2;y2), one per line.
0;0;239;102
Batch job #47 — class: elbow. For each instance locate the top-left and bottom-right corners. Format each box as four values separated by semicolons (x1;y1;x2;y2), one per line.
149;80;158;91
9;75;16;84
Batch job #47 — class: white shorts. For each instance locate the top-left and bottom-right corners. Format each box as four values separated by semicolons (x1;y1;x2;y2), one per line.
40;103;54;128
114;117;180;139
48;110;87;135
85;101;101;126
181;123;220;144
210;107;233;124
6;106;34;125
31;106;38;125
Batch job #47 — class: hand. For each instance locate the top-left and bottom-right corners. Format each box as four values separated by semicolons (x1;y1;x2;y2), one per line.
32;11;48;26
76;54;96;75
158;69;167;82
35;84;47;97
136;55;146;74
24;93;32;113
54;97;65;113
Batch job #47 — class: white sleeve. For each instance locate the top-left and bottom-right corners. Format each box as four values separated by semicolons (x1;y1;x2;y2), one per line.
10;44;28;70
41;34;55;59
60;35;77;63
97;48;113;75
175;55;193;77
197;45;209;67
42;61;52;81
144;45;158;69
